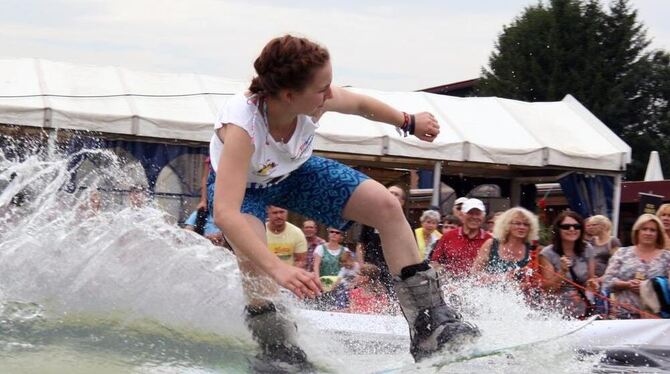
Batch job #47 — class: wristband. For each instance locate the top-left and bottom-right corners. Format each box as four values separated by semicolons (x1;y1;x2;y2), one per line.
399;112;415;137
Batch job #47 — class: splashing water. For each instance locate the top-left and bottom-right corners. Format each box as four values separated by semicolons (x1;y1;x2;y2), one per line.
0;142;603;373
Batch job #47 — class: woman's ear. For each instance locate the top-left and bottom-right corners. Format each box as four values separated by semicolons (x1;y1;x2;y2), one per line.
279;89;293;104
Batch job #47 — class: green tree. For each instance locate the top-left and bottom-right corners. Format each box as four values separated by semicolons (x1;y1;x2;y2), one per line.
477;0;668;179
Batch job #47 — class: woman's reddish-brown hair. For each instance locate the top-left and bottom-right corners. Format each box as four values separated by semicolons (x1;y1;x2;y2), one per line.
249;35;330;97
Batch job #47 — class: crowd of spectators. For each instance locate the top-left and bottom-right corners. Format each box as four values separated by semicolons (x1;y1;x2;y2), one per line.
177;169;670;320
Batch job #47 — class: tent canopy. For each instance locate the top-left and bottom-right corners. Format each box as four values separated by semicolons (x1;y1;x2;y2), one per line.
0;58;631;176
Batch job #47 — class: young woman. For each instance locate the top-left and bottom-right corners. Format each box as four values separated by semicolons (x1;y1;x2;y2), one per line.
539;211;596;319
312;227;350;278
585;215;621;278
209;35;478;366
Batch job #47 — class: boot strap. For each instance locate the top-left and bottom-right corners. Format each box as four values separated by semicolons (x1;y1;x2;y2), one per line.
245;302;277;317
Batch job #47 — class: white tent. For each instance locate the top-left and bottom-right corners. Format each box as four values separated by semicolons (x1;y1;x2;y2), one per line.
0;59;631;225
0;58;630;171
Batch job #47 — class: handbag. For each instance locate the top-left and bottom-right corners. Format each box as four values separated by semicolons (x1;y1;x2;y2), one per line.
640;276;670;318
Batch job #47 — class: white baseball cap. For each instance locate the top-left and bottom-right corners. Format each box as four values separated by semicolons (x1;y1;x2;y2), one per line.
454;197;469;206
461;198;486;213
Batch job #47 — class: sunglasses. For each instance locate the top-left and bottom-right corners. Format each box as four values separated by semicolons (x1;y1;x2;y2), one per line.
328;230;342;235
559;223;582;230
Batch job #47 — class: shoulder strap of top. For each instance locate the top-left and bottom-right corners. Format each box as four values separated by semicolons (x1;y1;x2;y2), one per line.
491;238;500;251
489;238;501;260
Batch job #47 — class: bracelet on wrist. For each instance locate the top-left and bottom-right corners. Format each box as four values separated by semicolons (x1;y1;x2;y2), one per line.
399;112;415;137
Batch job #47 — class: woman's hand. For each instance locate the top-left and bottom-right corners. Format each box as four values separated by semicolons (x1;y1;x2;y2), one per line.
627;279;641;293
205;232;227;247
412;112;440;142
269;263;323;299
559;256;572;273
586;277;600;291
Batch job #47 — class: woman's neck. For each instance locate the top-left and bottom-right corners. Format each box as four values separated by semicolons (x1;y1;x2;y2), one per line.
506;236;524;246
561;241;576;256
501;236;525;258
596;232;609;244
636;243;657;253
266;97;297;131
327;241;340;249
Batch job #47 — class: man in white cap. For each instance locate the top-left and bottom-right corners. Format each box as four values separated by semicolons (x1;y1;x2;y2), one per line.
430;198;491;276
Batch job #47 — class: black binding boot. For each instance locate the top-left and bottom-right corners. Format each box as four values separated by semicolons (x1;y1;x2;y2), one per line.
393;264;480;362
245;303;312;372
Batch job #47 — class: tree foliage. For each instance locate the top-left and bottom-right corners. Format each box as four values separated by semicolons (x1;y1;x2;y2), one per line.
477;0;668;179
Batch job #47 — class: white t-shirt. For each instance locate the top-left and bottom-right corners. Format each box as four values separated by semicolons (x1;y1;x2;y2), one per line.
314;245;350;258
209;93;318;185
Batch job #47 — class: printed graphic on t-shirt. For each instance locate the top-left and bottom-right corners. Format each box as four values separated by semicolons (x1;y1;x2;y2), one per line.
256;160;278;176
293;134;314;160
269;244;294;264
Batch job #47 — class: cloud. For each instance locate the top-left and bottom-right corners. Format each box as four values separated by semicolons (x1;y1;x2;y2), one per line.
1;0;667;91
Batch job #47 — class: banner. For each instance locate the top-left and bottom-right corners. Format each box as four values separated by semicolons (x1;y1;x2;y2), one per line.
638;192;664;215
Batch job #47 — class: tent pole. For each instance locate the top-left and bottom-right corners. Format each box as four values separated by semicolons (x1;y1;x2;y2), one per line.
431;161;441;208
510;179;521;207
612;174;622;236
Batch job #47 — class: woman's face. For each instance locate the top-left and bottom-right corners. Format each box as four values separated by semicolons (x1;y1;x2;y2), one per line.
422;218;438;233
558;216;582;243
328;228;343;243
659;209;670;231
637;220;658;247
509;214;530;240
585;220;601;236
291;61;333;116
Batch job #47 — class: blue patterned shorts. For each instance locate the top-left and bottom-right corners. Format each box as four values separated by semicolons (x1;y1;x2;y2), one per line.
208;156;369;230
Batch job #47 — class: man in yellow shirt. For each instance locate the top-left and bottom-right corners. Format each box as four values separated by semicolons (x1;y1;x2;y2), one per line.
266;206;307;268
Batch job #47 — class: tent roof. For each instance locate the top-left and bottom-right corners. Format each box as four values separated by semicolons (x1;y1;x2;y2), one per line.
0;58;631;175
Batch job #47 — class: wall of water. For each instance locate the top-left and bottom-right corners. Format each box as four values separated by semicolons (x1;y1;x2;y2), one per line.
0;142;602;373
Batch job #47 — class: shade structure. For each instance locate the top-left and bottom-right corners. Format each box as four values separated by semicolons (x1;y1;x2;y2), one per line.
0;58;630;174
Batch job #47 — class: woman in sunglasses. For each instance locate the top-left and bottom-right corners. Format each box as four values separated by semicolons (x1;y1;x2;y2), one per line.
539;211;596;319
312;228;351;279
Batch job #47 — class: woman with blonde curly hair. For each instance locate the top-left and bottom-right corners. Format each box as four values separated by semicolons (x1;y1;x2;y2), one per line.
472;207;539;275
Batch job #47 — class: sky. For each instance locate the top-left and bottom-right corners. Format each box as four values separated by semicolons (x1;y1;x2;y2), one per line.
1;0;668;91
